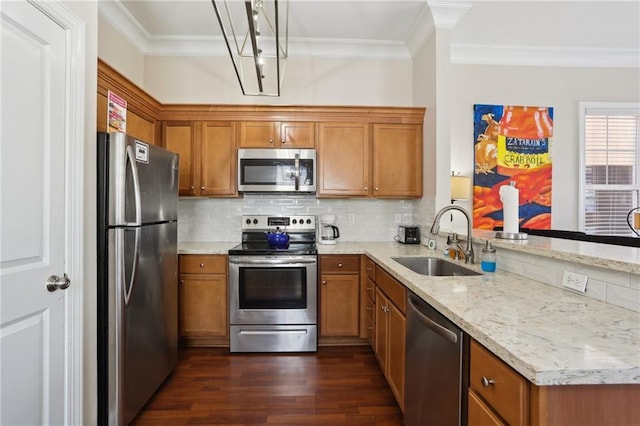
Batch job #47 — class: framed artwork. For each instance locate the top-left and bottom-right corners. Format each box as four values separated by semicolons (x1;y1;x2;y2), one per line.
473;104;553;230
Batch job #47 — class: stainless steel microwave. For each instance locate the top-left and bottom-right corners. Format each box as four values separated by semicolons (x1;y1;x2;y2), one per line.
237;148;317;193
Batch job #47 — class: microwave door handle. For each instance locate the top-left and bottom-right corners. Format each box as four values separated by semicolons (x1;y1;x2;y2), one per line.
294;153;300;191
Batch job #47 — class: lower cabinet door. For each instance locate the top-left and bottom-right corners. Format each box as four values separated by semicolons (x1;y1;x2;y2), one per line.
320;274;360;337
468;389;507;426
179;273;228;340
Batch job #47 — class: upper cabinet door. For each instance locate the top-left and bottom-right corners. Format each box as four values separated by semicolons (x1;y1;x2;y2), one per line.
237;121;277;147
372;124;423;198
238;121;315;148
280;122;315;148
317;122;370;197
200;121;237;196
163;121;197;196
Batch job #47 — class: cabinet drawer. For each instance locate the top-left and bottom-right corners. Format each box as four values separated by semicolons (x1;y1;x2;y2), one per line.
470;340;528;426
375;265;406;314
179;255;227;274
321;255;360;273
364;256;376;281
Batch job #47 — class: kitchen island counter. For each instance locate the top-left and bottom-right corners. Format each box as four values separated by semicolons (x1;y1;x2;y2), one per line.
179;240;640;386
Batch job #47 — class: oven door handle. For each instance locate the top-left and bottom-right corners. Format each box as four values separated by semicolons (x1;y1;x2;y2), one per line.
229;257;317;265
294;153;300;191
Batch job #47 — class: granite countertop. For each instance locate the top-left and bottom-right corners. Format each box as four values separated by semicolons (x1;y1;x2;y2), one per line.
178;240;640;386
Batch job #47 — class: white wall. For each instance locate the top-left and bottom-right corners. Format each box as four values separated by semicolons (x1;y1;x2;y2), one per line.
143;55;413;106
448;64;640;231
98;13;145;87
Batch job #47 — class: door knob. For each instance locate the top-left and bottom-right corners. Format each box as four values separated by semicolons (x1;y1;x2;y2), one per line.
46;273;70;292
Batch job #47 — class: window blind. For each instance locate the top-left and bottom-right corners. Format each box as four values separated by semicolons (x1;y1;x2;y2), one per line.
584;108;640;236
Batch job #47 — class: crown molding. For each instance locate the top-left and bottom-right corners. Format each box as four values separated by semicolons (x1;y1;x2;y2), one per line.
451;44;640;68
98;1;639;68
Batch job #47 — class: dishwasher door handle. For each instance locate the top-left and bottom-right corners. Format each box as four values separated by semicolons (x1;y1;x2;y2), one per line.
408;296;458;344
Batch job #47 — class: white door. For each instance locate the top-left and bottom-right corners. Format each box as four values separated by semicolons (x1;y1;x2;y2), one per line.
0;1;84;425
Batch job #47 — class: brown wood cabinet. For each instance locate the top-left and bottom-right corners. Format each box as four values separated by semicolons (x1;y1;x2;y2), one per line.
178;255;228;346
163;121;237;197
360;256;376;346
373;265;406;411
470;339;528;426
372;124;422;198
469;338;640;426
317;122;370;197
317;122;423;198
238;121;315;148
163;121;196;195
97;60;161;145
319;255;361;339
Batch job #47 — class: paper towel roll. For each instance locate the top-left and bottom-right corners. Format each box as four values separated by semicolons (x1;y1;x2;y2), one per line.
499;183;519;234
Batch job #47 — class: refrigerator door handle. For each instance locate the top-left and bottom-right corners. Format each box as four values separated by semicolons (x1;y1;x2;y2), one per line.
125;145;142;226
123;227;141;306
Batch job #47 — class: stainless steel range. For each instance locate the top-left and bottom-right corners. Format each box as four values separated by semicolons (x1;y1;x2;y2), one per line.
228;215;318;353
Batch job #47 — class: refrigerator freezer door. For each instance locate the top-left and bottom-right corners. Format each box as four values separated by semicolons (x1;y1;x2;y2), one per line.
107;221;178;425
104;132;179;226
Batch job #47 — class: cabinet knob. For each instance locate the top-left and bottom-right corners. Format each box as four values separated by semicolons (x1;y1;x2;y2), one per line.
201;186;205;190
281;139;286;144
269;139;274;144
322;280;327;285
364;186;368;190
338;263;343;268
190;185;194;190
375;187;379;191
199;263;205;268
481;376;495;387
180;279;184;284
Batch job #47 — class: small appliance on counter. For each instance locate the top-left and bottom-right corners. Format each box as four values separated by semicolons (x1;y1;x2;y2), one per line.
396;225;421;244
318;214;340;245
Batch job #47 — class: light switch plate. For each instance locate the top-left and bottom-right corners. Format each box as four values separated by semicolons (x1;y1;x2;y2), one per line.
562;271;588;292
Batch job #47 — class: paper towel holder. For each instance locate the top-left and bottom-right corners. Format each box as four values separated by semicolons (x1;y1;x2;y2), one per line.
495;181;528;240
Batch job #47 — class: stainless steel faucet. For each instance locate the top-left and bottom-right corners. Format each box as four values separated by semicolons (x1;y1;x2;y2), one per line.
430;205;475;264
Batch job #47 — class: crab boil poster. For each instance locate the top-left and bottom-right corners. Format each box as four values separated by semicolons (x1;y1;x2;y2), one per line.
473;104;553;230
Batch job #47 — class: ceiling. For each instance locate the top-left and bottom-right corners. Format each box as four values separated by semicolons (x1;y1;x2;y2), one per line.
99;0;640;67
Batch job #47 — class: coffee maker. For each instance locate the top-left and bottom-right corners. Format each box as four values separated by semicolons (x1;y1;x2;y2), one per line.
318;214;340;245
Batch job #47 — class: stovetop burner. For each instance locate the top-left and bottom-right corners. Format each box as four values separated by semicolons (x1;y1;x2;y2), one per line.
229;214;317;256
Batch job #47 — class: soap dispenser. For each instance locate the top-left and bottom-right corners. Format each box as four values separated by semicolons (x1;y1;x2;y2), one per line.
481;241;497;272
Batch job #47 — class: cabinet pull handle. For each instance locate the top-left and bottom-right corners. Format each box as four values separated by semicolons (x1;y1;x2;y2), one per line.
367;326;373;330
366;287;372;291
481;376;495;387
366;306;373;311
366;267;372;271
199;263;205;268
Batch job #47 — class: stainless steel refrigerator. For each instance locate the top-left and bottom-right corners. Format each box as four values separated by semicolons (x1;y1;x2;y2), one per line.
97;132;179;425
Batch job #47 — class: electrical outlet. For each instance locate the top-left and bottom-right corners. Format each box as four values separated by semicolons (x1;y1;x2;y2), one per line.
562;271;588;293
348;213;355;224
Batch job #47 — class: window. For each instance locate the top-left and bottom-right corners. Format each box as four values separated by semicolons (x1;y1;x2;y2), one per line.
580;102;640;236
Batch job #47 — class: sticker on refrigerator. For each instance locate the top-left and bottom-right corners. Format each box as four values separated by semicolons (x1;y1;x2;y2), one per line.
135;141;149;163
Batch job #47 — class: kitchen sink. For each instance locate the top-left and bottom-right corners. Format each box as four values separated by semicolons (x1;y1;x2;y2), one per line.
392;257;481;276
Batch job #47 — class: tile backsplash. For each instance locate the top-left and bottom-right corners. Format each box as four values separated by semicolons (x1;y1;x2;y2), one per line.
178;195;420;242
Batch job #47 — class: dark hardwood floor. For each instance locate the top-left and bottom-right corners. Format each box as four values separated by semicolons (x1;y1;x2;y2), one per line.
131;346;404;426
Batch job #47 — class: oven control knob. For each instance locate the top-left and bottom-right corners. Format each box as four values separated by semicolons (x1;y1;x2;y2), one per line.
306;219;312;224
245;218;251;225
292;219;297;225
253;219;258;225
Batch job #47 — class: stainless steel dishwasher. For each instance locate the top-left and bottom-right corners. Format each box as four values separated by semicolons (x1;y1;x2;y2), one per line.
404;292;469;426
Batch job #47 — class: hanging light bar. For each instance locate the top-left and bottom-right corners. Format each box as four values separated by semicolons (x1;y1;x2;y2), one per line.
211;0;288;97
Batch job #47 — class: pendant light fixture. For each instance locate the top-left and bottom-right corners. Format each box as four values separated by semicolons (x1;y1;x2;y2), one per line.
211;0;288;97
